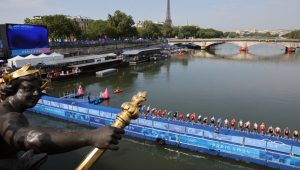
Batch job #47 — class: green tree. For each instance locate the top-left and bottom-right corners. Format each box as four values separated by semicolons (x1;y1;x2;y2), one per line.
161;23;172;38
107;10;137;39
86;20;118;40
178;33;184;39
172;27;179;37
142;20;161;39
228;32;238;38
179;26;200;38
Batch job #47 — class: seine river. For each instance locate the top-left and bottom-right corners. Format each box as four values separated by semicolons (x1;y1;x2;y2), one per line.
23;43;300;169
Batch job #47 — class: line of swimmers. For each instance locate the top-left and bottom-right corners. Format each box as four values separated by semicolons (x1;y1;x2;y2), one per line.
140;106;299;142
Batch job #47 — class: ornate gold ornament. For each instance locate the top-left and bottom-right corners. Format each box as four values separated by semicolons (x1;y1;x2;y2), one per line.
0;63;51;101
76;91;147;170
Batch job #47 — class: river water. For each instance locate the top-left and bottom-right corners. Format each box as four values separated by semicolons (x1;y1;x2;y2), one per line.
24;43;300;169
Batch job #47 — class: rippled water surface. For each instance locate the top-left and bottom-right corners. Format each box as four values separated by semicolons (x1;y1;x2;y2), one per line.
25;43;300;169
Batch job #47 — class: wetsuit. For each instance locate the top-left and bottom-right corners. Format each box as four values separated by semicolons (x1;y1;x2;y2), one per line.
260;125;265;132
254;124;258;130
211;118;215;124
285;128;290;136
198;115;202;121
231;120;235;127
174;111;178;118
275;127;280;135
157;110;161;116
238;121;243;128
147;106;150;113
294;131;299;137
162;111;166;116
203;117;207;123
217;119;222;125
180;114;183;119
224;119;228;126
141;106;145;112
186;114;190;119
191;114;195;121
167;112;172;117
245;122;250;129
269;128;273;134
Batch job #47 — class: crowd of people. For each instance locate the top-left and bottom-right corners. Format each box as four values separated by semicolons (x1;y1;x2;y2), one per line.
140;105;299;142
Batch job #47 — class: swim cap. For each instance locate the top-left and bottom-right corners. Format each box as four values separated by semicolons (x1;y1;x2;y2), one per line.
270;126;272;128
240;120;242;121
248;121;250;123
255;122;257;124
262;123;264;124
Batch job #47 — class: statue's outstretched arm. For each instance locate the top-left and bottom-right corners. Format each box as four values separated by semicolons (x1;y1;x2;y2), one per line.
0;112;124;155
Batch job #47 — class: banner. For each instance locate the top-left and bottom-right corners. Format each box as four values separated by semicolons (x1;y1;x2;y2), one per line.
186;127;203;137
59;103;69;110
245;138;266;149
66;112;90;122
43;100;50;106
168;124;185;133
292;146;300;156
153;121;168;130
131;119;138;124
38;99;43;104
100;111;111;119
72;106;78;112
78;107;88;114
90;117;101;124
89;109;99;116
142;128;178;141
267;142;291;153
112;113;117;120
139;119;153;127
50;101;59;108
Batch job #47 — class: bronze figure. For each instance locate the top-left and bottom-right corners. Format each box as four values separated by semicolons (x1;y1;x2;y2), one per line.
0;64;125;170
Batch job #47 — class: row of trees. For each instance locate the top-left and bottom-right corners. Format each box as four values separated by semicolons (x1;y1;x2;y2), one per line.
24;15;81;42
282;30;300;39
177;26;223;39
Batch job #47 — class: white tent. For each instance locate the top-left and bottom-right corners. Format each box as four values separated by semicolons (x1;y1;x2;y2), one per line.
15;58;31;68
38;53;54;63
50;52;64;60
26;54;43;65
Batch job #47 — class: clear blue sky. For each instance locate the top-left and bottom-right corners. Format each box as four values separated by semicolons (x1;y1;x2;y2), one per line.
0;0;299;31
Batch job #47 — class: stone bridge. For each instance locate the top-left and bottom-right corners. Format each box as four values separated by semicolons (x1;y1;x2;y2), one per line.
169;39;300;52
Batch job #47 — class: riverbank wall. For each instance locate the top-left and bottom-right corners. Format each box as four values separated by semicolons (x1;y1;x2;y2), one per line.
50;41;166;55
27;96;300;170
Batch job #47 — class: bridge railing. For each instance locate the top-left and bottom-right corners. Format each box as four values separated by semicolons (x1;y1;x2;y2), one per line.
49;39;165;47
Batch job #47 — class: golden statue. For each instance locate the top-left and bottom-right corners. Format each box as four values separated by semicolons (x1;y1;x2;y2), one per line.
76;91;147;170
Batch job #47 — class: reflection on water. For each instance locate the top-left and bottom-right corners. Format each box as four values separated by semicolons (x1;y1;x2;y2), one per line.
36;44;300;169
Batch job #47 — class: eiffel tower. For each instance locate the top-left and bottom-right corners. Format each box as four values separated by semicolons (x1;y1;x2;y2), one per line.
165;0;172;25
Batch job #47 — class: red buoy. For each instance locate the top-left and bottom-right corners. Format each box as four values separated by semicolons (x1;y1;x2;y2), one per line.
239;47;242;51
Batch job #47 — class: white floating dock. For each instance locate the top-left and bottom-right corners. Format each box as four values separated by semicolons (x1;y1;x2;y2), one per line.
96;68;117;76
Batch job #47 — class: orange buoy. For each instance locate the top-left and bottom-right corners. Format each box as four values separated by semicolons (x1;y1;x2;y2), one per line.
117;69;119;72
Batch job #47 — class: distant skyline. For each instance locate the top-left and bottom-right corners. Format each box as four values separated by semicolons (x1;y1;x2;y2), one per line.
0;0;299;31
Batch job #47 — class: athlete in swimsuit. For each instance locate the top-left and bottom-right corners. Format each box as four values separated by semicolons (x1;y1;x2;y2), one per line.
203;117;208;127
268;126;274;138
244;121;251;135
275;127;281;139
141;105;145;116
253;123;258;135
162;110;166;120
157;110;161;119
167;111;172;121
284;127;290;140
198;115;202;125
224;119;229;130
186;113;190;123
238;120;243;132
260;123;265;136
293;130;299;142
179;114;184;122
217;118;222;127
151;108;156;117
147;105;151;116
173;111;178;121
231;119;235;131
211;117;215;127
191;113;195;125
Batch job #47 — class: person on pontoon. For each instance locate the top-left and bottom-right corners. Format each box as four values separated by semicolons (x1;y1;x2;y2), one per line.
244;121;251;135
186;113;190;123
211;117;215;127
284;127;290;140
231;119;235;131
151;108;156;117
157;109;161;119
180;114;184;122
87;93;91;103
191;113;195;125
217;118;222;127
203;117;208;127
215;125;220;134
268;126;274;138
147;105;151;116
224;119;229;130
293;130;298;142
260;123;265;136
253;123;258;135
275;127;281;139
238;120;243;132
162;110;166;120
167;111;172;121
173;111;178;121
141;105;145;116
198;115;202;125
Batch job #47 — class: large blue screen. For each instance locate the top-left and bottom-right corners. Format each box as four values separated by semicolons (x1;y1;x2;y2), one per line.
6;24;48;50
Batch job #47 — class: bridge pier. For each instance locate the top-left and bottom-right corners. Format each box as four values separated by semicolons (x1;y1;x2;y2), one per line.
285;47;296;52
201;46;207;50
